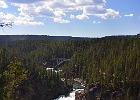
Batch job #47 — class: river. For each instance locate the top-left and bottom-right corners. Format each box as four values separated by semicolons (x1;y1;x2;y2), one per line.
46;68;85;100
55;82;85;100
54;89;84;100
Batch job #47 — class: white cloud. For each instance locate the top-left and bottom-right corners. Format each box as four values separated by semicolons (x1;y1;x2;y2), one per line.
75;0;106;6
54;11;66;17
98;21;101;23
70;14;75;19
83;6;120;19
3;0;45;4
1;0;121;24
93;21;96;24
70;14;89;20
0;1;8;8
75;14;89;20
124;14;133;17
93;21;101;24
12;2;69;23
54;17;70;23
35;6;55;17
0;12;44;25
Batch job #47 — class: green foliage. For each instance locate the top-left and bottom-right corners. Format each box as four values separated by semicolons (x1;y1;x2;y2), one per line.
2;59;28;100
0;37;140;99
62;37;140;99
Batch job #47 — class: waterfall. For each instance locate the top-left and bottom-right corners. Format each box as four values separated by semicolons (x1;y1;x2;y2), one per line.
54;89;84;100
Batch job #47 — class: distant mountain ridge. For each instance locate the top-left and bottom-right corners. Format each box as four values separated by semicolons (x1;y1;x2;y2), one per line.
104;33;140;38
0;34;140;42
0;35;93;42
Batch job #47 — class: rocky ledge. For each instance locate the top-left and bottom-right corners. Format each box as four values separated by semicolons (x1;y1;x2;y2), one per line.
75;82;100;100
75;82;127;100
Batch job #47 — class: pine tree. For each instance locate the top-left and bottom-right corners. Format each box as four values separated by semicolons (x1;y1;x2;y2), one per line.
3;59;28;99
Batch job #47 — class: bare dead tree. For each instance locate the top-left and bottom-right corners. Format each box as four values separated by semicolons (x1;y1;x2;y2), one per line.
0;22;14;32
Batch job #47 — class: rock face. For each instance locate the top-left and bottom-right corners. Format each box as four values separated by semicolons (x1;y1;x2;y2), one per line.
75;82;101;100
75;82;127;100
15;79;72;100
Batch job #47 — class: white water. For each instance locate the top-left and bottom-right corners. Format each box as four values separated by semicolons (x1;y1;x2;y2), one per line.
46;68;54;70
54;78;85;100
54;89;84;100
46;68;62;73
46;68;85;100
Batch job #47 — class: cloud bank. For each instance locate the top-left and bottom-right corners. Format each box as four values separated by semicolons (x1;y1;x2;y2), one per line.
0;12;44;25
1;0;121;25
0;1;8;8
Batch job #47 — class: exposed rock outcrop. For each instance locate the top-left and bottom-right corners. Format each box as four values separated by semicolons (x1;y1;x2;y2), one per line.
75;82;100;100
75;82;128;100
14;79;72;100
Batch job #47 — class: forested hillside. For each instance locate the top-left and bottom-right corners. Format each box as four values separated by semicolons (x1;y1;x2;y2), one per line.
0;39;92;100
0;36;140;100
62;37;140;100
0;35;92;42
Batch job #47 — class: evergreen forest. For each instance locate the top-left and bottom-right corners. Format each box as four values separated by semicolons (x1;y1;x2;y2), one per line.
0;36;140;100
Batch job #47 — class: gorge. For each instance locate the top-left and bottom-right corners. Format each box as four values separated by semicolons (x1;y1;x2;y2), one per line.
0;35;140;100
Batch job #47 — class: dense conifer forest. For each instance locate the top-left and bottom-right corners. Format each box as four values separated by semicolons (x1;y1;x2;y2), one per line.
0;36;140;99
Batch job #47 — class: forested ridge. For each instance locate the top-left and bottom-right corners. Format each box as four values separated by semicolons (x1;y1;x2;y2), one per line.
0;35;92;42
62;37;140;100
0;36;140;100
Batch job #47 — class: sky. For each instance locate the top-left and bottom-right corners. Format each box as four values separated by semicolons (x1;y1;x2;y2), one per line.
0;0;140;37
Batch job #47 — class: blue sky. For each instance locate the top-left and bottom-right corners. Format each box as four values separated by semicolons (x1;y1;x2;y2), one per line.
0;0;140;37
